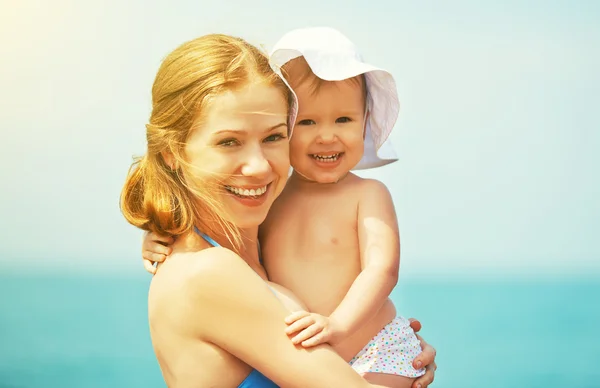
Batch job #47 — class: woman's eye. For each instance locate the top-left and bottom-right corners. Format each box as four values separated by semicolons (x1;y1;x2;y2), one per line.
264;133;286;142
336;117;352;123
218;138;239;147
297;119;316;126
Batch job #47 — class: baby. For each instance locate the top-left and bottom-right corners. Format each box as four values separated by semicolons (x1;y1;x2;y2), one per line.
143;27;424;387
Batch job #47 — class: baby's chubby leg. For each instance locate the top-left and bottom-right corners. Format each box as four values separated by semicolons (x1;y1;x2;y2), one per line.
350;317;426;387
363;372;414;388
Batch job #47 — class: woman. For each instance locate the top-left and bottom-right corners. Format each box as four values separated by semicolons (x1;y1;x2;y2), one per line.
122;34;436;387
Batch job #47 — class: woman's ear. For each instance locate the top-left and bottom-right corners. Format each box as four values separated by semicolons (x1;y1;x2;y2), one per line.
161;151;177;171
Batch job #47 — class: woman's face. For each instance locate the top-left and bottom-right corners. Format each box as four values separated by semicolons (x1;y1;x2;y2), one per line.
184;81;290;229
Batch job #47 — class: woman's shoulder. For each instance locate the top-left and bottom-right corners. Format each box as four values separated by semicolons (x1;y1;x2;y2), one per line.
149;247;248;315
148;246;283;341
154;247;245;290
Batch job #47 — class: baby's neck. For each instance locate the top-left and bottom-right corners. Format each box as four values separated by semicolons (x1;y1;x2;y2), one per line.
288;170;351;189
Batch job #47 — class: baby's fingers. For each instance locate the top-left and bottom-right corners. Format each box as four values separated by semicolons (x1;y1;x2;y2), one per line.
300;331;328;348
143;240;172;257
145;231;174;245
291;324;323;345
154;242;172;256
157;234;174;245
285;315;315;335
284;310;311;325
142;250;167;264
143;259;157;275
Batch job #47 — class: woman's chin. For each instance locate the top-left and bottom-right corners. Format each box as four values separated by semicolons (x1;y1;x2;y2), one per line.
222;200;271;230
235;212;269;229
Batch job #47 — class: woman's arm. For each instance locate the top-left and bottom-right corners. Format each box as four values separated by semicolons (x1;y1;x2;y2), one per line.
180;247;380;388
144;232;438;386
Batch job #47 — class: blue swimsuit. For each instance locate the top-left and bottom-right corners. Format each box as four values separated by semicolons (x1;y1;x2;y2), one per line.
195;229;279;388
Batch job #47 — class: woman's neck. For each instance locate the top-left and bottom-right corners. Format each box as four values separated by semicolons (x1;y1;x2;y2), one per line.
197;225;267;279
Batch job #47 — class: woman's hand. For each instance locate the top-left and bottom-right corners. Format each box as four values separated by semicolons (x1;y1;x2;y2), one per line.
409;318;437;388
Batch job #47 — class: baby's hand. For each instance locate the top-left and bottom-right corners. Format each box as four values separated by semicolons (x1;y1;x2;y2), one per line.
142;231;174;275
284;311;345;348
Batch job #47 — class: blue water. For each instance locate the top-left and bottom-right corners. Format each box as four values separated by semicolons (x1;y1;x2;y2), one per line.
1;271;599;387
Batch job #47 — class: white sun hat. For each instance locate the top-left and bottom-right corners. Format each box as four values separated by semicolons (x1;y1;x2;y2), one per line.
269;26;399;170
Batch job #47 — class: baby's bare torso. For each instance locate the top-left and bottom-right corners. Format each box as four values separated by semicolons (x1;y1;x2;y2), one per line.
261;173;396;360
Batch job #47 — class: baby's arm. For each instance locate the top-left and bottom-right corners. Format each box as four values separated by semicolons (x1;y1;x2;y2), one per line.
328;179;400;336
286;179;400;347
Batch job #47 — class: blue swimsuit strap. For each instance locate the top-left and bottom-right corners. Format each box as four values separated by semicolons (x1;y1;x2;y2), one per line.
194;226;264;264
194;226;220;247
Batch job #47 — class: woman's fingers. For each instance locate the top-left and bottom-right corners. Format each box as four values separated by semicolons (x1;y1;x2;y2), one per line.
412;361;436;388
413;332;436;370
408;317;422;333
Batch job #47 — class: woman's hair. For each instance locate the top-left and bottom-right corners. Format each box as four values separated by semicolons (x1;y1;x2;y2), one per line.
120;34;293;249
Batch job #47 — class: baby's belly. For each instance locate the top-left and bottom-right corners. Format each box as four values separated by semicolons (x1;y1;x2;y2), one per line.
268;259;361;316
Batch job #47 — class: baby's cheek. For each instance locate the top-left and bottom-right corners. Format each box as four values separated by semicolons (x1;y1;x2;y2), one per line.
288;136;307;157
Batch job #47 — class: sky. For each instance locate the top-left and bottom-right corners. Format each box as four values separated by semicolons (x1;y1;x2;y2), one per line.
1;0;598;278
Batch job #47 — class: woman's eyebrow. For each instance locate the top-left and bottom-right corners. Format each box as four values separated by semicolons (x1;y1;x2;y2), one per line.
213;123;287;136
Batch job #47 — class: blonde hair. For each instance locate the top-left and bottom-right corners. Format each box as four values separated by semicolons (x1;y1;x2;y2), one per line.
282;56;366;100
120;34;293;249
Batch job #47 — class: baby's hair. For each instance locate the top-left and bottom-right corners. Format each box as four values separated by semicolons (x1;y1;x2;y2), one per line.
281;56;367;103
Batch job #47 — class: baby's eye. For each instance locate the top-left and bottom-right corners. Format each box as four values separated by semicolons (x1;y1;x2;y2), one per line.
297;119;316;126
264;133;286;142
336;117;352;123
218;138;239;147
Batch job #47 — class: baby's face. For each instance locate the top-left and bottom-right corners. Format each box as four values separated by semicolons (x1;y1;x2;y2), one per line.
288;76;366;183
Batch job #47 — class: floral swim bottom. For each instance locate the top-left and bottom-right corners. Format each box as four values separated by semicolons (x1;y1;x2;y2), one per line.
349;316;426;377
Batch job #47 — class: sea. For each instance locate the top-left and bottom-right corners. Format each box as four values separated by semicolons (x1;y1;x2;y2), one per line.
1;270;599;388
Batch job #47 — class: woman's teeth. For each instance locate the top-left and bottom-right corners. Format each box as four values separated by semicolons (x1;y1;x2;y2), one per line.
312;153;341;162
225;185;268;197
